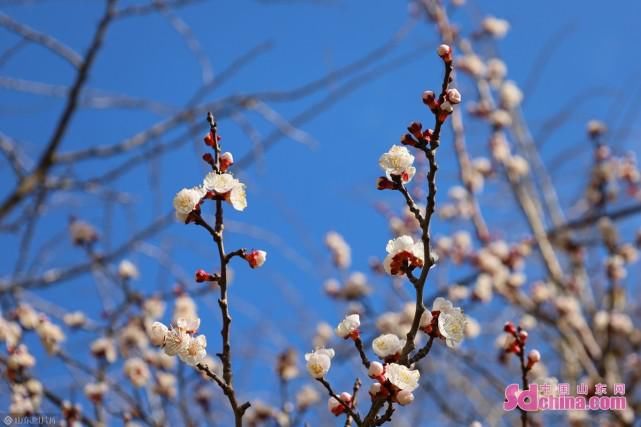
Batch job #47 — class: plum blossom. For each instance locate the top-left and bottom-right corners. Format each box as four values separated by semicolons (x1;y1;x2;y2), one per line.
372;334;404;358
124;357;151;387
173;187;205;221
385;363;420;391
433;297;466;348
383;235;424;276
325;231;351;269
202;172;247;211
118;260;139;280
149;322;168;346
335;314;360;339
305;348;335;378
379;145;416;184
179;334;207;366
482;16;510;38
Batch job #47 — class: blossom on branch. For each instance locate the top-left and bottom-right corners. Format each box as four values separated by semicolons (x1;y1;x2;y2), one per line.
202;172;247;211
383;235;425;276
433;297;466;348
173;187;205;221
305;347;335;378
372;333;405;359
335;314;360;339
385;363;420;391
379;145;416;184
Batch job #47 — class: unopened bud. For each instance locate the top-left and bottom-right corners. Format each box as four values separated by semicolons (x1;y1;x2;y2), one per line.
422;90;439;110
376;177;398;190
503;321;516;335
244;250;267;268
437;44;452;62
219;152;234;172
446;88;462;104
396;390;415;406
368;361;385;378
527;349;541;368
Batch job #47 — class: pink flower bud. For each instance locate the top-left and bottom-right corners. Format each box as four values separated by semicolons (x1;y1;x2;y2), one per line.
422;90;438;110
437;44;452;62
369;382;382;397
368;361;385;378
527;349;541;368
328;393;352;416
244;250;267;268
518;330;528;343
503;321;516;335
396;390;415;406
219;152;234;172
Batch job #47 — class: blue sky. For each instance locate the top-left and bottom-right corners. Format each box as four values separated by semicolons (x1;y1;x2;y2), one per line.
1;0;641;424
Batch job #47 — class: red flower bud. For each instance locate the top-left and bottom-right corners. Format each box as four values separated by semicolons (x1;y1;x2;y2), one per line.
203;132;215;146
376;177;398;190
503;321;516;335
195;269;210;283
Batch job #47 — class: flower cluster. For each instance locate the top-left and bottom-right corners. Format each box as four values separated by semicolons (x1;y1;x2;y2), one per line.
149;318;207;366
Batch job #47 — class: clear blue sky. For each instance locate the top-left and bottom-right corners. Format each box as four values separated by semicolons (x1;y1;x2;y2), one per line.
1;0;641;424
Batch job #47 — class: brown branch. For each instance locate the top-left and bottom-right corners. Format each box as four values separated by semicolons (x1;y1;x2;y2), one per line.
0;0;117;222
317;377;362;425
0;12;83;67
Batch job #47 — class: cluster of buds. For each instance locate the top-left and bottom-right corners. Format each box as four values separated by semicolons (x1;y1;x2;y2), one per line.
327;392;353;416
172;115;249;223
502;321;541;369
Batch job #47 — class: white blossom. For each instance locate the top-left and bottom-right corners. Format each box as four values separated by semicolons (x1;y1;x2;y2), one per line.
203;172;237;193
383;235;424;276
305;348;335;379
149;321;168;346
35;320;65;354
379;145;416;183
372;334;404;358
325;231;351;269
500;81;523;109
163;327;191;357
124;357;151;387
482;16;510;38
229;182;247;211
419;310;433;330
173;187;205;221
118;260;139;280
335;314;360;339
63;311;86;328
179;334;207;366
91;337;117;363
433;297;466;348
296;385;320;410
385;363;420;391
